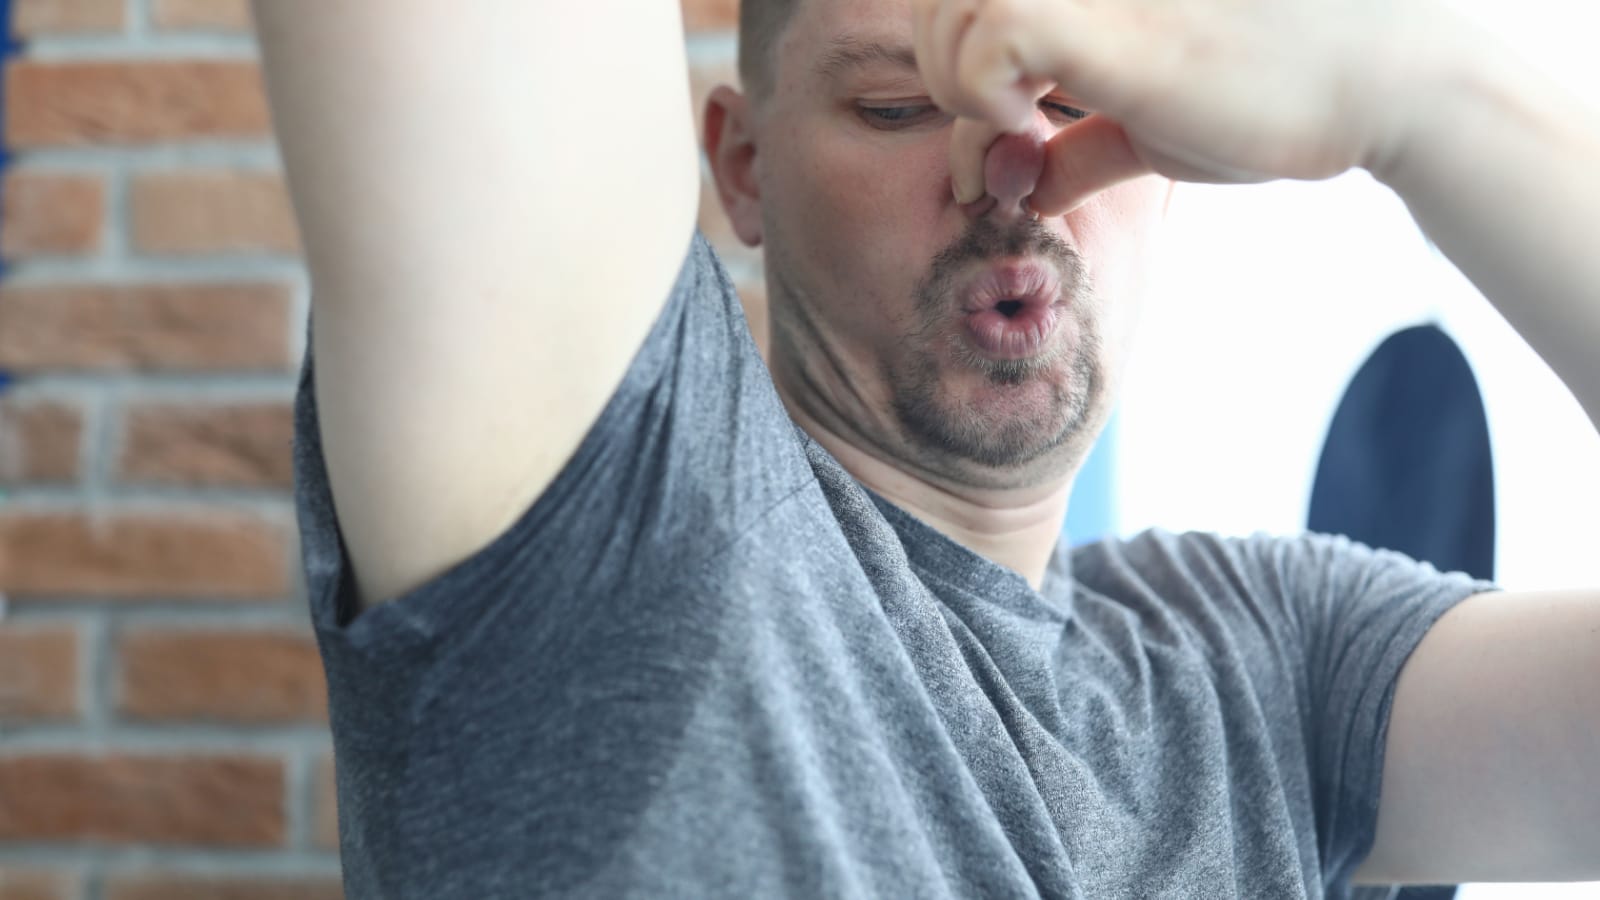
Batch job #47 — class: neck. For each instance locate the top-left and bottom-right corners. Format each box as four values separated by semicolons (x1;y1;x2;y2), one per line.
781;394;1074;590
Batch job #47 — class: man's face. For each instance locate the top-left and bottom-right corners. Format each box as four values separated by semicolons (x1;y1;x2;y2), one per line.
740;0;1169;490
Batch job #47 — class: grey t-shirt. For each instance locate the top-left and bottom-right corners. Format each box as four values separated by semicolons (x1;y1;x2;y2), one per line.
294;231;1495;899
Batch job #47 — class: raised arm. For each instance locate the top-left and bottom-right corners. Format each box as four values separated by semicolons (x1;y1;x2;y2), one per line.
252;2;700;606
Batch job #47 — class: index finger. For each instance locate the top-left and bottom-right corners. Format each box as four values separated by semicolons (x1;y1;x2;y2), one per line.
1030;116;1155;215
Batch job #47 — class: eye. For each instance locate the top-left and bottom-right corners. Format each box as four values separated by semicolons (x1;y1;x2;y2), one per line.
858;100;1086;130
858;104;945;130
1042;100;1090;123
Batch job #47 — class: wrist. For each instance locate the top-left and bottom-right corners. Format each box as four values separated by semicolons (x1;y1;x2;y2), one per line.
1363;3;1523;192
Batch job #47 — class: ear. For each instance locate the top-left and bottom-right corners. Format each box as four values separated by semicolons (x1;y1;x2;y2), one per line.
704;84;763;247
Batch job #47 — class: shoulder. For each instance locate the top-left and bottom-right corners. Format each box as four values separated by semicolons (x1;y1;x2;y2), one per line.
1074;527;1407;591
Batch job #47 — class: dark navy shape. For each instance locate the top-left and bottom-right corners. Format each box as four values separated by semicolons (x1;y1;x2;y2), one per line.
1309;324;1495;583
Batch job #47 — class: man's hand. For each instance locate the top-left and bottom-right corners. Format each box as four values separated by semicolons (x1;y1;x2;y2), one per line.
910;0;1432;213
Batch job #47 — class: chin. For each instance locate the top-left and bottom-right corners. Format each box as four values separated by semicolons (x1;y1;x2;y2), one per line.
892;353;1098;473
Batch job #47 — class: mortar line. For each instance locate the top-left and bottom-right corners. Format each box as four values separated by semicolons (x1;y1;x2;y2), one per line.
0;724;336;754
0;485;295;510
20;35;257;60
10;374;299;393
108;609;315;631
104;380;296;403
80;386;115;515
103;164;130;260
7;144;282;170
126;0;149;39
0;846;340;876
0;253;307;282
94;384;126;498
5;603;307;627
81;612;112;735
73;384;102;496
285;745;311;851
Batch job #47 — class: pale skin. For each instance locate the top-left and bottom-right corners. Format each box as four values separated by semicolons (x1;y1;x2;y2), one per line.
250;0;1598;887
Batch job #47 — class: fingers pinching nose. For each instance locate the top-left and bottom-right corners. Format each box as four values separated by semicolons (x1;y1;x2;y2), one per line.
949;116;1051;220
981;131;1047;222
951;117;1004;205
960;195;999;220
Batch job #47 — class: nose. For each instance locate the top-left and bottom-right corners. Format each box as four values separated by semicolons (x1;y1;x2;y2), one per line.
964;118;1048;224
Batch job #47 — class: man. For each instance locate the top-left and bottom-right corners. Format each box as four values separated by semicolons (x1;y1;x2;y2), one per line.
253;0;1599;896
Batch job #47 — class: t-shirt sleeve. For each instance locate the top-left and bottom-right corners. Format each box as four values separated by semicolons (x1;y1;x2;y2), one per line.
1236;530;1499;888
292;228;808;667
1084;527;1497;892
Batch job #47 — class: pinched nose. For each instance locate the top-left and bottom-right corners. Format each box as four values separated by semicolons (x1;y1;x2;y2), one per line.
975;129;1047;223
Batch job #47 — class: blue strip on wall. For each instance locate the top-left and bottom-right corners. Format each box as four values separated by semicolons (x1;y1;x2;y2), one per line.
1065;411;1118;546
1;0;13;189
1;0;14;293
1;0;14;508
1;0;16;395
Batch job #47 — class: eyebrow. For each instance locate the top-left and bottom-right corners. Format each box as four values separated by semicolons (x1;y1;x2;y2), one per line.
814;37;920;81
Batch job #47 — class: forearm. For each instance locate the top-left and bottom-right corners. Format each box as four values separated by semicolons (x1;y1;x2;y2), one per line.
1372;9;1600;429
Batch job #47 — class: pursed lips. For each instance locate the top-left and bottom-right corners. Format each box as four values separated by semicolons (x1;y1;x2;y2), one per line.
959;260;1067;361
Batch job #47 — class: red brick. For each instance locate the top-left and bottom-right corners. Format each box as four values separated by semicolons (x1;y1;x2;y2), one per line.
0;754;284;846
0;282;293;373
0;868;80;900
1;171;106;259
106;877;342;900
131;171;301;256
10;0;124;36
118;629;326;723
0;510;291;600
0;399;84;484
0;626;78;722
4;60;270;148
314;752;337;850
150;0;253;32
118;402;293;489
681;0;739;33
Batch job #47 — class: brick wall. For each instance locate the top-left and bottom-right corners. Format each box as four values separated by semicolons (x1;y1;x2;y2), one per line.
0;2;758;897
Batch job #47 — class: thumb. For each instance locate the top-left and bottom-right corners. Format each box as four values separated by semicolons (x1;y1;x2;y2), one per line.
949;117;1006;205
1030;115;1153;216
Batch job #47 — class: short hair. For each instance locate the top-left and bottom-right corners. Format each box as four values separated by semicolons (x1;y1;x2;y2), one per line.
738;0;799;99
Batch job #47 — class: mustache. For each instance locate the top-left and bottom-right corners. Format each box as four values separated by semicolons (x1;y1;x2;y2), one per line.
915;218;1087;317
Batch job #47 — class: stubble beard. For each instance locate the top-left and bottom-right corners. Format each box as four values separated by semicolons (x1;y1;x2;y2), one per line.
888;219;1106;474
